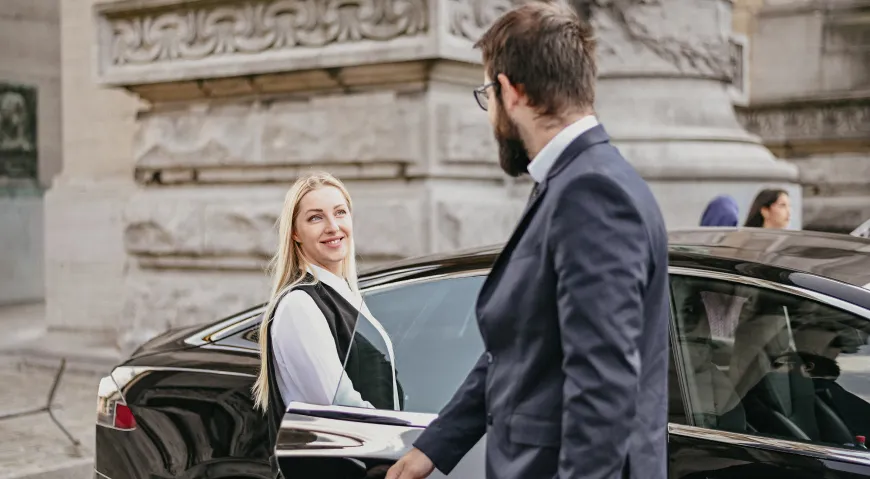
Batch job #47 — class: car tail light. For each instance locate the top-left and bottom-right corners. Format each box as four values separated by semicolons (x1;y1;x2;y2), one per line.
96;367;140;431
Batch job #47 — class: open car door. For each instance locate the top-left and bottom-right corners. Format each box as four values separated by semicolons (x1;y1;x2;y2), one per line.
273;294;426;478
273;273;489;478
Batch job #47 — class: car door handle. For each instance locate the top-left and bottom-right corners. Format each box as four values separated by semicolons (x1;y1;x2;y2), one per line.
276;402;436;462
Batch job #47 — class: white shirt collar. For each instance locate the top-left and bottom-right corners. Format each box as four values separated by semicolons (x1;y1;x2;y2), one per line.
527;115;599;183
307;263;362;308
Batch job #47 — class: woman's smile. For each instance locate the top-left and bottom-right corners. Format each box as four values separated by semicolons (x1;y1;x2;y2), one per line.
322;236;344;249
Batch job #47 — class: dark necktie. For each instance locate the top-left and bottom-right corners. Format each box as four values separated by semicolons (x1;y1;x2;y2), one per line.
527;182;540;206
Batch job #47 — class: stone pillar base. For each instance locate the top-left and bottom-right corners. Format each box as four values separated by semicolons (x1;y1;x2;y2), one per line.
41;177;135;369
798;154;870;234
597;77;800;228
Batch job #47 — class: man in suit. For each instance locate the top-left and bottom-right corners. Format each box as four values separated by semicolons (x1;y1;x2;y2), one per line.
386;2;670;478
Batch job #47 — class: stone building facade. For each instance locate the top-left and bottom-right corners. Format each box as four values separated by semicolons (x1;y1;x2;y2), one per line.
9;0;818;365
734;0;870;234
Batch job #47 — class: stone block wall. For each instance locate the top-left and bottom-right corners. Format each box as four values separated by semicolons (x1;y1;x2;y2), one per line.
739;0;870;233
36;0;802;364
118;71;529;339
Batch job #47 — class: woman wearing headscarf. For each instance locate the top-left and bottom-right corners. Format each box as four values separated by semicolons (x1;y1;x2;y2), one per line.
700;195;740;227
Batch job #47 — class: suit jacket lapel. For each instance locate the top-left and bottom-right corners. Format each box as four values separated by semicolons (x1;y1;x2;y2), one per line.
477;125;611;308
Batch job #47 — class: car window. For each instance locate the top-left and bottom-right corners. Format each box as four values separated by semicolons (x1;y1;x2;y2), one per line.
331;274;486;414
670;274;870;449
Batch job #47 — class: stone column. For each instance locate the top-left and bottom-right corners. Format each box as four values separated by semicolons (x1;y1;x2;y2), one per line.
34;0;142;366
583;0;799;227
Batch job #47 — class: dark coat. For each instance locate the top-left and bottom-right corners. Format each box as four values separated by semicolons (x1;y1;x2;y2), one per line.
413;125;671;479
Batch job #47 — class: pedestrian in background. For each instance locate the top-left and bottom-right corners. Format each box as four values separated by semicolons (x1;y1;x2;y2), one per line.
386;2;670;479
700;195;740;227
744;188;791;229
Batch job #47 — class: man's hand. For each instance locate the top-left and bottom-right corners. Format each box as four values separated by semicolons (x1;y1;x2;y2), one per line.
385;448;435;479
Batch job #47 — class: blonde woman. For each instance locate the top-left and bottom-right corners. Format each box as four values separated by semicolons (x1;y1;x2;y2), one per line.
252;172;399;476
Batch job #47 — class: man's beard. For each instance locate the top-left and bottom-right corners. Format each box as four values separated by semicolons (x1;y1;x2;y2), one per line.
493;103;531;178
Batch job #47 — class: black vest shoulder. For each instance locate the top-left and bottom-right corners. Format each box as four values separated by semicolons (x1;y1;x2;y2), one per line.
263;276;399;477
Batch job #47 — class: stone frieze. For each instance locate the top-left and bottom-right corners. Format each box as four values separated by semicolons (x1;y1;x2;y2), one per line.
132;92;421;176
738;101;870;144
107;0;429;65
446;0;732;79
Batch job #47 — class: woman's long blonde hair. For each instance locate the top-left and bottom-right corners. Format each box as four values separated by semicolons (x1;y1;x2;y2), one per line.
252;172;358;412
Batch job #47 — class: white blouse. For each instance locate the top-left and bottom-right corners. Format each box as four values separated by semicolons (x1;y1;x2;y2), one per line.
270;264;399;410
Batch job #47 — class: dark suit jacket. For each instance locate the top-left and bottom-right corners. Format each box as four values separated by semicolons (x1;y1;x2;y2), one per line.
413;125;670;479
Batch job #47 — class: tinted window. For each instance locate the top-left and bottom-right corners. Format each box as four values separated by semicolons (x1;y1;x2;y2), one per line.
671;274;870;449
333;274;486;414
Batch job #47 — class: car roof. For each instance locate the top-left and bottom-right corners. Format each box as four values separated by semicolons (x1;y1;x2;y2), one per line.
667;228;870;288
360;227;870;289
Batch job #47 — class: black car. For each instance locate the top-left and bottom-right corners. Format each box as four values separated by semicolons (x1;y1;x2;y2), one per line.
95;228;870;479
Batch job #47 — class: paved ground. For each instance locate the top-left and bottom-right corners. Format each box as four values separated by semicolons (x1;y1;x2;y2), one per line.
0;303;98;479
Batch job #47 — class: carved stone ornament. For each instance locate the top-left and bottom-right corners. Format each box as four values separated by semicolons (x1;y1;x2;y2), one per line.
592;0;731;78
738;101;870;144
448;0;731;79
448;0;517;42
108;0;429;66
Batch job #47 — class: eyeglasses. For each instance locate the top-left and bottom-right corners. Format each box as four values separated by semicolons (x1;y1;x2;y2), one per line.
473;81;498;111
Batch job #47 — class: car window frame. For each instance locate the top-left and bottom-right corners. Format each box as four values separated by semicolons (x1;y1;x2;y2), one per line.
208;266;695;424
667;266;870;465
210;269;491;353
335;269;489;413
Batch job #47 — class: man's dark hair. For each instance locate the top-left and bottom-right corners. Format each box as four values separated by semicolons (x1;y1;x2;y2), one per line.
473;0;597;118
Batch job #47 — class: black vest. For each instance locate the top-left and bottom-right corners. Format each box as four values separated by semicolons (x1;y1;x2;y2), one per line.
264;277;401;477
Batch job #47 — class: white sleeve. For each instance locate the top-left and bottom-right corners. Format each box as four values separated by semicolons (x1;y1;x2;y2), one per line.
271;290;373;408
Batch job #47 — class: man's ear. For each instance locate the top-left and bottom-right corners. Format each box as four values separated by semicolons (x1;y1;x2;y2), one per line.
496;73;523;111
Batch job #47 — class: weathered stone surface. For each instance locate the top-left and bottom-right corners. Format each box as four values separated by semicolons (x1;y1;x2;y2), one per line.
134;103;257;169
446;0;514;43
435;198;526;252
446;0;733;79
134;91;424;175
262;92;423;165
738;101;870;145
124;187;280;260
591;0;733;79
123;184;426;264
797;155;870;195
95;0;435;85
352;197;426;258
793;154;870;233
44;178;135;333
203;201;279;257
122;267;269;334
741;1;869;234
52;0;814;368
435;102;497;165
106;0;429;64
803;195;870;234
124;192;206;256
750;1;870;103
